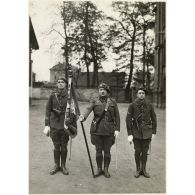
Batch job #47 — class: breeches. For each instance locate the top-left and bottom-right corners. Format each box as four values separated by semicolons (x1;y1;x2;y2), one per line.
50;128;69;151
91;135;114;157
133;138;151;156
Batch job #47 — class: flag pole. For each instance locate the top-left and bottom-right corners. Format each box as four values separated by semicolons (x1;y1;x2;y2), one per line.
67;65;95;178
71;84;95;178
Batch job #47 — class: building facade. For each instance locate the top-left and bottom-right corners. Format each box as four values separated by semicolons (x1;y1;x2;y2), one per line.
154;2;166;108
29;17;39;105
50;63;66;83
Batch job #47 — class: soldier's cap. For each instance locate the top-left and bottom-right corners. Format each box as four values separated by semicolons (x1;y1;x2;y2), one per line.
57;77;68;84
98;83;110;93
136;87;148;95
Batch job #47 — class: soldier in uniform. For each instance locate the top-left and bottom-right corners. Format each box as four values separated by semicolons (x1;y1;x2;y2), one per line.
79;83;120;178
44;77;71;175
126;87;157;178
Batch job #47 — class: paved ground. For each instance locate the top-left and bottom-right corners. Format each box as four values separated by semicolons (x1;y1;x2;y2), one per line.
29;100;166;194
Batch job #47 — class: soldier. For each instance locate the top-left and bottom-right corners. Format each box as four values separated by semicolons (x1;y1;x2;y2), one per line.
43;77;71;175
126;87;157;178
79;83;120;178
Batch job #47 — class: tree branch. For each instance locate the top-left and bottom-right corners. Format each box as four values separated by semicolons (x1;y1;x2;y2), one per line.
113;39;131;50
46;28;65;39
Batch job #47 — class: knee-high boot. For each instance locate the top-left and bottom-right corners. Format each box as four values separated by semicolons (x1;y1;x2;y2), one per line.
141;153;150;178
95;155;103;177
104;156;111;178
134;152;141;178
50;150;61;175
61;150;69;175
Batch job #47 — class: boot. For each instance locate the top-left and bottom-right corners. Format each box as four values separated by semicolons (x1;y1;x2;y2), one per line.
134;152;141;178
95;155;103;177
141;154;150;178
61;150;69;175
50;150;60;175
134;167;141;178
104;156;111;178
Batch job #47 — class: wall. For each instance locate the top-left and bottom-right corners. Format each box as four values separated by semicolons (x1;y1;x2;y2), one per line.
32;87;127;102
32;88;99;101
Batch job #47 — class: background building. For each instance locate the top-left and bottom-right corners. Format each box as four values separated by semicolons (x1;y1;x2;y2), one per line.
29;17;39;105
154;2;166;108
50;62;126;88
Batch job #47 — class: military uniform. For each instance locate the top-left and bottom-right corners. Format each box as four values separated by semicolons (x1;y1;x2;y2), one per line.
45;88;70;175
83;96;120;177
126;98;157;178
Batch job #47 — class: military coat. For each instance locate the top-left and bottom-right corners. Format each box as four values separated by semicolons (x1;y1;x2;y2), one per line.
126;98;157;139
45;89;68;130
83;96;120;136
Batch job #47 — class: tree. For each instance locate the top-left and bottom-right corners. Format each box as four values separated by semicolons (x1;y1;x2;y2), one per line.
135;2;156;88
59;1;81;78
107;2;143;101
145;37;155;90
77;1;107;87
105;2;156;101
45;1;82;81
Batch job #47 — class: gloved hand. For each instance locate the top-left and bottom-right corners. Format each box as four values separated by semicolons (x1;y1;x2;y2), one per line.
79;115;85;122
128;135;133;144
114;130;119;138
152;134;156;139
43;126;50;136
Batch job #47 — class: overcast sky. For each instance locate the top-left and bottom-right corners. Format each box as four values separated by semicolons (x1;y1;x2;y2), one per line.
30;0;116;81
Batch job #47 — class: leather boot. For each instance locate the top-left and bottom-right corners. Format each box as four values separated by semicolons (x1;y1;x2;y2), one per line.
50;150;60;175
61;150;69;175
141;153;150;178
95;155;103;177
104;156;111;178
134;152;141;178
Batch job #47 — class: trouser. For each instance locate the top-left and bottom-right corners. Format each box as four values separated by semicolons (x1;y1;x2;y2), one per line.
91;134;115;169
50;128;69;166
133;138;151;171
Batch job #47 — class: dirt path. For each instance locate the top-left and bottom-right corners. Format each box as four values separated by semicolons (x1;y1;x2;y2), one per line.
29;100;165;194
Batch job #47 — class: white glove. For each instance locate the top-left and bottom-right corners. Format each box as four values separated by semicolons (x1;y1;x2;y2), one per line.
79;115;85;122
152;134;156;139
128;135;133;144
43;126;50;136
114;131;119;138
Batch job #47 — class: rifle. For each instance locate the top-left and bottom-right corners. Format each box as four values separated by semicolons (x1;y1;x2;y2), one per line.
67;65;95;178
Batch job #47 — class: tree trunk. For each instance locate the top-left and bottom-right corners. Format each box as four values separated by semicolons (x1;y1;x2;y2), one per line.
85;2;98;88
64;37;69;79
142;25;146;87
84;40;90;88
63;15;69;79
146;61;150;91
125;23;136;102
84;5;90;88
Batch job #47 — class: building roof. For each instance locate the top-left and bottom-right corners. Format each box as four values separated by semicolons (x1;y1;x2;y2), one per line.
29;17;39;50
50;63;65;71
